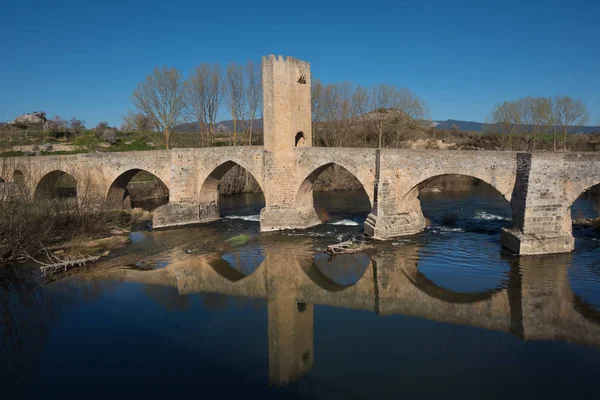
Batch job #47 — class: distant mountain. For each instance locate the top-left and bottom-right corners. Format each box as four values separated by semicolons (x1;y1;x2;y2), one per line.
432;119;600;134
176;116;599;135
176;119;264;133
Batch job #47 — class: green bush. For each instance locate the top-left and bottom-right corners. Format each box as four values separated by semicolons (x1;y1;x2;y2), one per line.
74;132;99;151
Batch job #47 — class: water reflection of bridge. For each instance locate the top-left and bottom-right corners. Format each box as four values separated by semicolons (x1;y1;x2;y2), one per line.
88;239;600;385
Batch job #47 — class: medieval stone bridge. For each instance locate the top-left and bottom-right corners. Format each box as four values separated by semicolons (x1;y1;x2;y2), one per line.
2;55;600;255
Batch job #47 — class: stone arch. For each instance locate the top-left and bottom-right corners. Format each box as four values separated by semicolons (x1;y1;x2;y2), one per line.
198;160;265;221
295;131;306;147
106;169;169;210
403;173;509;202
399;173;512;232
295;162;372;222
34;170;77;200
13;170;24;184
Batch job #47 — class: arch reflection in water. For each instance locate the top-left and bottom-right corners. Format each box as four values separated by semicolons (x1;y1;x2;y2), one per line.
302;253;371;291
209;244;265;282
9;238;600;387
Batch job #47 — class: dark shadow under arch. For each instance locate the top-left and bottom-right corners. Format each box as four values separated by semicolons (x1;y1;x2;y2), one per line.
295;132;305;147
34;170;77;200
106;169;169;211
13;170;24;184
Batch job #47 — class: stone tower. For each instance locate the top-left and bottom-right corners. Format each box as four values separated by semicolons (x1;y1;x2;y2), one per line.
262;55;312;151
260;55;320;231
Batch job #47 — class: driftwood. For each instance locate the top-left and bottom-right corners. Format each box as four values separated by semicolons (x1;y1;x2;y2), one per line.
18;242;101;276
325;239;373;255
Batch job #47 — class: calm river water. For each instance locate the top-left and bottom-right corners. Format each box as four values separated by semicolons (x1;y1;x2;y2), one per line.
2;188;600;398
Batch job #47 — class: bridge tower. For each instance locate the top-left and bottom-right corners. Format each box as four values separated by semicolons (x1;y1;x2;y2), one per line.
262;55;312;151
260;55;321;231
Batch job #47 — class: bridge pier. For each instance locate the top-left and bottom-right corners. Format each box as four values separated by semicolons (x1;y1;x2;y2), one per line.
364;153;426;239
500;153;574;255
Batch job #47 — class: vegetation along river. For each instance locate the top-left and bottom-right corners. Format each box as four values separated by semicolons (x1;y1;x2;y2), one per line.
2;185;600;398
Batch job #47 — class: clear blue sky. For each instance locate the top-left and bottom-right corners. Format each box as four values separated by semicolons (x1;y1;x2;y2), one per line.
1;0;598;127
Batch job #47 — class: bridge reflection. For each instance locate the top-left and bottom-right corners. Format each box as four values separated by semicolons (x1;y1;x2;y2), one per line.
78;237;600;385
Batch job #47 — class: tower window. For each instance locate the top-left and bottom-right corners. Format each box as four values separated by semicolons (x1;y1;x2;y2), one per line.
297;75;306;84
295;132;305;147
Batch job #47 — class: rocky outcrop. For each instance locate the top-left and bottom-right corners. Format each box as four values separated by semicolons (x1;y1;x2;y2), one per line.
10;112;47;125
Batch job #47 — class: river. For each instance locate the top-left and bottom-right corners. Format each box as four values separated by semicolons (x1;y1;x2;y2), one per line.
2;187;600;397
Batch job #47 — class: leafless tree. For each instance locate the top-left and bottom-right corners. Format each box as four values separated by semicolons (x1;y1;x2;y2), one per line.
245;60;261;146
121;110;156;132
225;63;245;146
320;82;358;147
369;85;428;148
68;118;86;137
43;115;67;138
489;101;521;150
553;95;589;151
185;63;223;146
352;85;370;146
132;66;186;149
311;79;325;143
94;121;110;138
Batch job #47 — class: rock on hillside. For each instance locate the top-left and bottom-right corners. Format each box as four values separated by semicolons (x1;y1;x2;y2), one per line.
11;111;47;125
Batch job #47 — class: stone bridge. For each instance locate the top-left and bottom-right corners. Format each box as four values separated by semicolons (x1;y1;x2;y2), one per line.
2;55;600;254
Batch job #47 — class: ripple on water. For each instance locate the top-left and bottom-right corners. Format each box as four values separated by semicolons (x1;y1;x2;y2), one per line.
416;232;511;294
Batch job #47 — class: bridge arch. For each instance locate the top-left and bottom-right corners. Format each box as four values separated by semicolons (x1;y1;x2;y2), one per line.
106;169;169;210
34;170;78;200
198;160;265;222
400;173;512;234
295;162;372;226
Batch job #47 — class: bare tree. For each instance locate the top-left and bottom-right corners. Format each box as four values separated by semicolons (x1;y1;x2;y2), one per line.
368;85;427;148
225;63;245;146
311;79;325;144
68;118;86;137
489;101;521;150
519;97;552;151
369;84;393;148
245;60;261;146
320;82;358;147
185;63;223;146
352;85;370;146
553;95;589;152
43;115;67;138
121;110;156;132
132;66;185;149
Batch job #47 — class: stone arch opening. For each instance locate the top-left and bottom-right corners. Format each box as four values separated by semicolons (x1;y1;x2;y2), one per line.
199;161;264;222
106;169;169;211
298;253;371;292
296;163;371;227
34;170;77;201
13;170;24;184
0;177;4;183
570;183;600;243
406;174;512;235
295;132;305;147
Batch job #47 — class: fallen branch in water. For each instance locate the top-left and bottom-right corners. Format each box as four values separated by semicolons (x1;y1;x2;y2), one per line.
18;243;102;276
325;239;373;255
